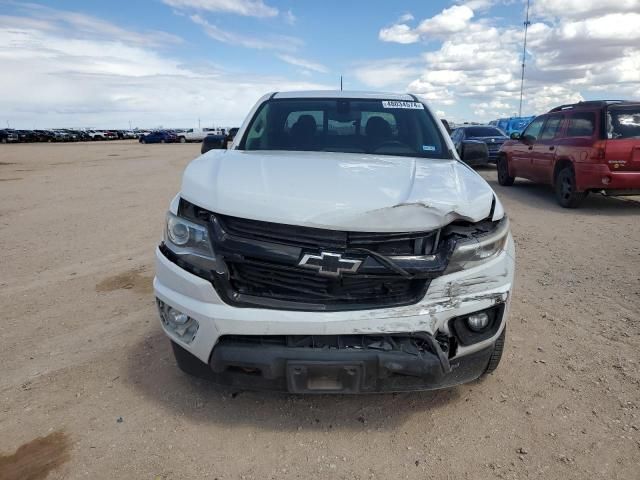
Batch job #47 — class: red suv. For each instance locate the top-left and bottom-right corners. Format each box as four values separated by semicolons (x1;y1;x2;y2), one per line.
497;100;640;207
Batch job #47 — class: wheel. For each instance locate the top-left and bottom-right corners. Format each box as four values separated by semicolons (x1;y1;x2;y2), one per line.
1;138;6;144
141;139;146;144
95;136;103;141
555;167;587;208
179;136;186;143
497;156;515;186
161;139;166;144
170;341;214;379
482;328;505;376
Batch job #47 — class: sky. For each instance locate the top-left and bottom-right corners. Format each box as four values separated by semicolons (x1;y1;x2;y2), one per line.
0;0;639;129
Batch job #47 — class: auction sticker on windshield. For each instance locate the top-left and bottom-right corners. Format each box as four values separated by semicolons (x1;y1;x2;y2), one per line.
382;101;424;109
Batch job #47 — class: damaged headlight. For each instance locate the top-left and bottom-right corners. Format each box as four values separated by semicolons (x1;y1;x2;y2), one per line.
163;211;217;270
445;218;509;273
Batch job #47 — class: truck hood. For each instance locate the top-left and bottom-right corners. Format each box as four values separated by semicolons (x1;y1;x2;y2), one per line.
180;150;498;232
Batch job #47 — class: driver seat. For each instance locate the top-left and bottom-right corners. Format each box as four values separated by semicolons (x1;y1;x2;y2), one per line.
365;116;392;150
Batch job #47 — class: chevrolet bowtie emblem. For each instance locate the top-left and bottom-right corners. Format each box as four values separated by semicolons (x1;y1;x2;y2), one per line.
298;252;362;277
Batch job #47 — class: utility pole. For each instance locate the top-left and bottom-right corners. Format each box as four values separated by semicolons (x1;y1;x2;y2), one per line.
518;0;531;117
198;117;201;129
340;76;343;91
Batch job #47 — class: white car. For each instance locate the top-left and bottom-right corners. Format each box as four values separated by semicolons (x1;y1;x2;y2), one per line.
176;128;221;143
85;130;108;140
154;91;516;393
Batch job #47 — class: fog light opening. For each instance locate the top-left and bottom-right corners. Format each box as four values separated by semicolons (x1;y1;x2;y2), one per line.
157;299;199;344
467;312;490;332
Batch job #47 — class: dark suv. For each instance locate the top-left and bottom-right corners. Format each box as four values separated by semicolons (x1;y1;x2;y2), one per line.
497;100;640;207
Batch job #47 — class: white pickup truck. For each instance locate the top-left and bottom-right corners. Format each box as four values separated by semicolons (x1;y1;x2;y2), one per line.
154;91;515;393
177;128;226;143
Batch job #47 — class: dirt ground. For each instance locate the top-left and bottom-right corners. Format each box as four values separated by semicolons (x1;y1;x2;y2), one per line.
1;141;638;480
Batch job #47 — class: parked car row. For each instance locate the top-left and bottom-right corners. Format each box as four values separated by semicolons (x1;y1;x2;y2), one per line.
0;128;141;143
138;127;239;147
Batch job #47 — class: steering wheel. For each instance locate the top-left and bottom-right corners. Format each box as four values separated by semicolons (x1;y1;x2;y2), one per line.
373;140;411;152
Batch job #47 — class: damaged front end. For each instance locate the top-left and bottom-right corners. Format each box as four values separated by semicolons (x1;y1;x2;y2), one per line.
158;197;512;392
203;329;499;393
163;198;509;312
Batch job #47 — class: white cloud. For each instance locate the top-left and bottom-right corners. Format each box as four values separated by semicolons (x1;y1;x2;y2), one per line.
189;14;302;51
375;1;640;121
417;5;474;37
0;10;329;128
277;54;328;73
458;0;496;11
379;5;475;44
0;6;183;47
378;24;420;44
532;0;640;20
397;13;415;23
284;9;297;25
163;0;278;18
353;58;422;89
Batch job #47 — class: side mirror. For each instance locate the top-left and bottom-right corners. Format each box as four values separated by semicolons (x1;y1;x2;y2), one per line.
461;140;489;163
201;134;225;154
441;119;452;135
510;132;520;140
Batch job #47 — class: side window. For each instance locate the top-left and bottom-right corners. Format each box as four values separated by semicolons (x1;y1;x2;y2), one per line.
539;115;564;140
566;112;595;137
245;104;269;148
522;116;545;141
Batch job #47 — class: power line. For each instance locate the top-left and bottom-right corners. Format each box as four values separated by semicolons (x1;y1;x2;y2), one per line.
518;0;531;117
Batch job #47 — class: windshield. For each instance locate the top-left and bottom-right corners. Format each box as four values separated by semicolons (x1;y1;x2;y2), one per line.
465;126;506;137
607;107;640;139
239;98;450;158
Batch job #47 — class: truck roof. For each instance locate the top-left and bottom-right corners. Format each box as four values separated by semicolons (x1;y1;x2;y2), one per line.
272;90;416;101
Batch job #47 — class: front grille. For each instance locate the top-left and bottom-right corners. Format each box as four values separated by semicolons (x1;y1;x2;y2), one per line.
218;214;433;255
177;199;446;311
227;257;428;308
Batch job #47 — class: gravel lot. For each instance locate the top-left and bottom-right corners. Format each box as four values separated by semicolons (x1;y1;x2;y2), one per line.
1;141;639;480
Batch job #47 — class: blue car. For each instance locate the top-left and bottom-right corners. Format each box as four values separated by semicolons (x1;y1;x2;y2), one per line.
139;131;177;144
492;116;535;136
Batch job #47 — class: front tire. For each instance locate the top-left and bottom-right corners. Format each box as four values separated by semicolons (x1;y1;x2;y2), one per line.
497;156;515;186
482;328;505;376
160;139;166;144
179;136;186;143
170;341;213;379
555;167;587;208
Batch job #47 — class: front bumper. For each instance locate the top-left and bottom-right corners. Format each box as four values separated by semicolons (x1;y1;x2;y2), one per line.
154;234;515;391
183;338;495;393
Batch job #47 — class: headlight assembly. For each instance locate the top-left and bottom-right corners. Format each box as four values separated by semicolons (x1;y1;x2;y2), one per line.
445;218;509;273
164;211;217;270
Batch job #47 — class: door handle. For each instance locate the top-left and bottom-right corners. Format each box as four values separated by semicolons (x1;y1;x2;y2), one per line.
549;146;555;151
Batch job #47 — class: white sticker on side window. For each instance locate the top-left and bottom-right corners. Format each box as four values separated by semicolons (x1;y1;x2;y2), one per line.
382;100;424;109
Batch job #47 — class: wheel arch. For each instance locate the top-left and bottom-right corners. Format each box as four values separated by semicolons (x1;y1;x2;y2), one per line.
553;157;573;183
